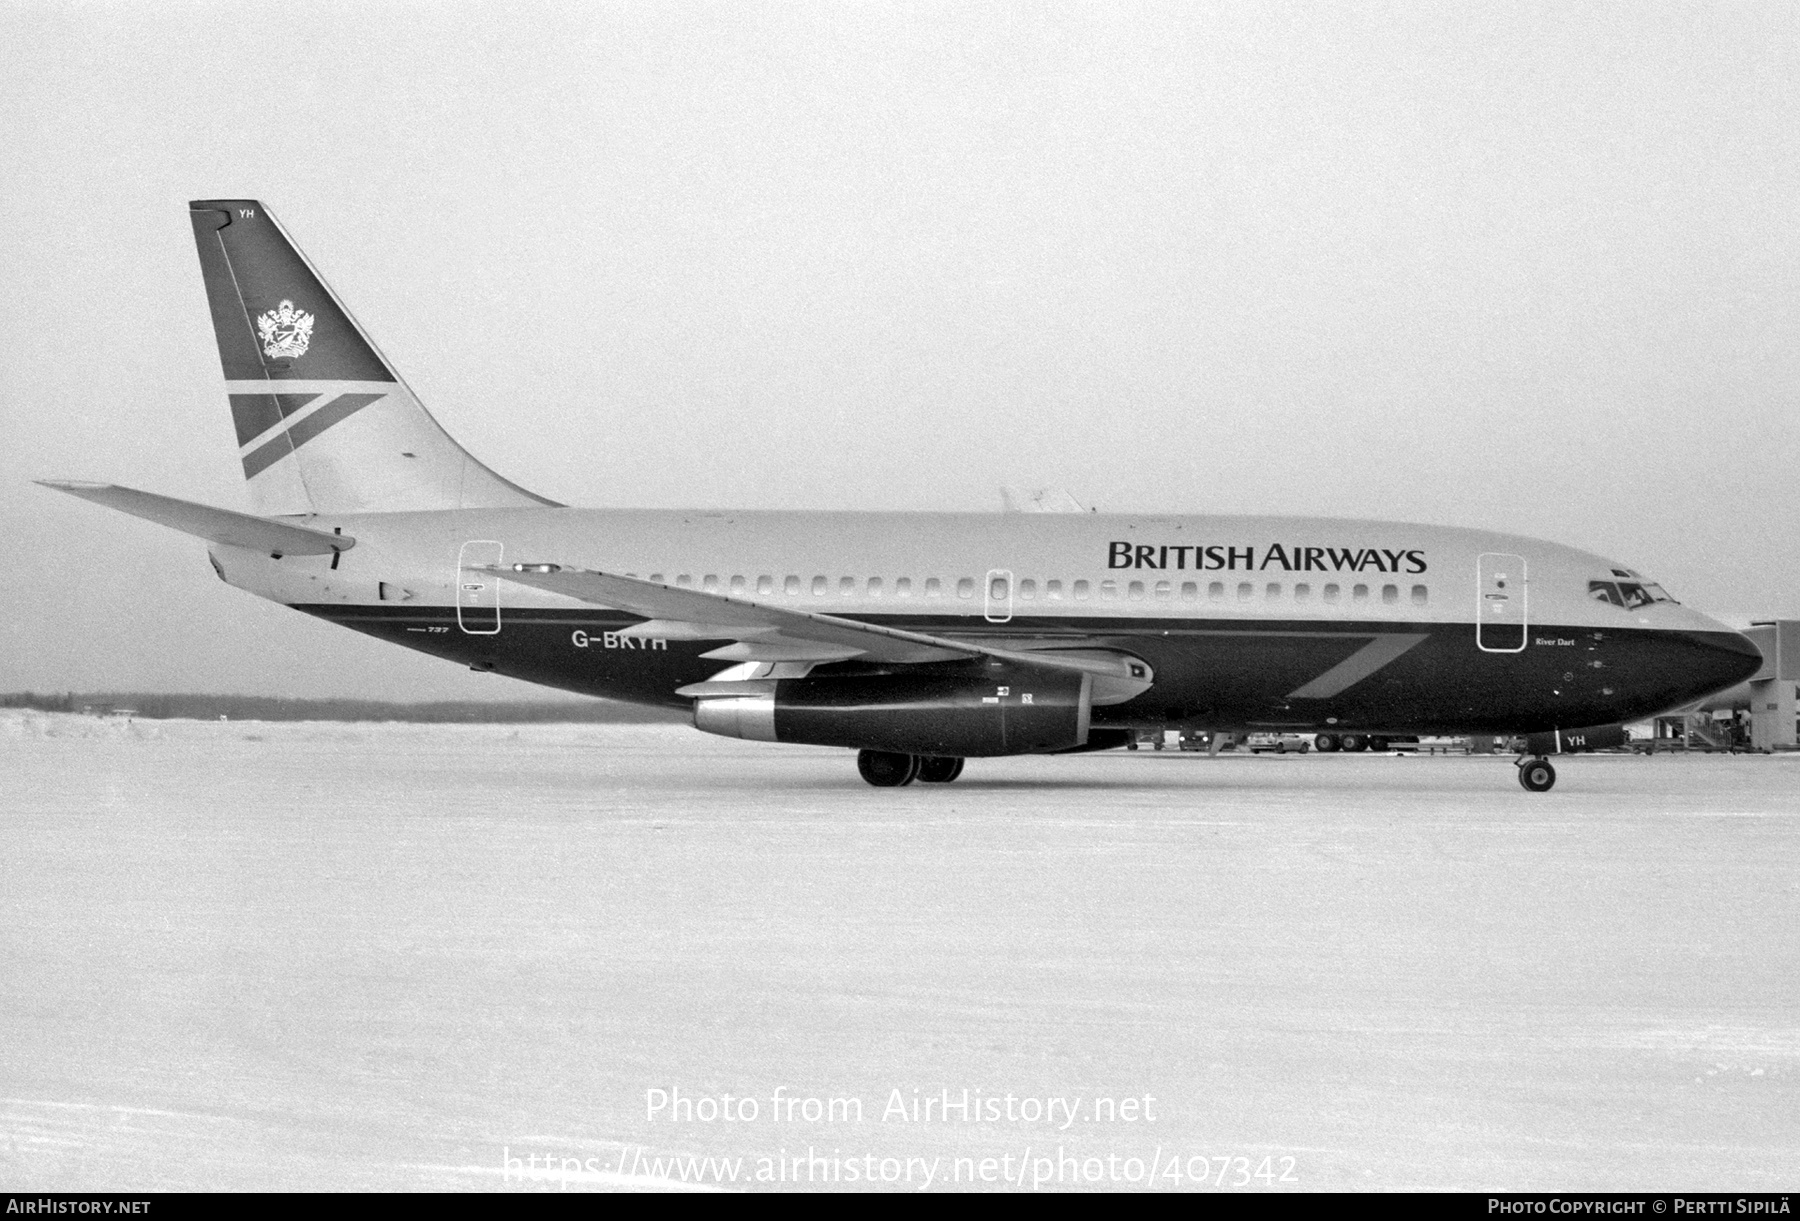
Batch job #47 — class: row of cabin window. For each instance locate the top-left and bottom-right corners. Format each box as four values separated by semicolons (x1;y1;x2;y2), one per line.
632;572;1431;606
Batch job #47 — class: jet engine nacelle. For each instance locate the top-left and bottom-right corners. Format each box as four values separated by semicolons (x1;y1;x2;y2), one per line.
694;665;1092;757
1522;723;1629;755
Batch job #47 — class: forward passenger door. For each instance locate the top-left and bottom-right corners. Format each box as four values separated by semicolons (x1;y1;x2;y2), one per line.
1476;552;1526;653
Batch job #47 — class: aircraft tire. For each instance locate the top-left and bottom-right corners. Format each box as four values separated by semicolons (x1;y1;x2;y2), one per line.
916;756;965;783
858;750;921;787
1518;758;1556;792
1315;734;1340;752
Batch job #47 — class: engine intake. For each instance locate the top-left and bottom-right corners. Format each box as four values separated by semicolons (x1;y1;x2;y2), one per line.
694;662;1092;757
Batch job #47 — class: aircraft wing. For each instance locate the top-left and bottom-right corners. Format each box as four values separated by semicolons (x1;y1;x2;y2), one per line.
39;481;354;556
486;564;1152;691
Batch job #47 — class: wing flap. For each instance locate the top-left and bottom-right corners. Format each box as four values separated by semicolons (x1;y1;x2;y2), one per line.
614;619;772;641
674;679;780;698
699;638;870;663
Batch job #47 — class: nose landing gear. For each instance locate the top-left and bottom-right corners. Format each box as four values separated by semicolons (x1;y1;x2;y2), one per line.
1517;756;1557;792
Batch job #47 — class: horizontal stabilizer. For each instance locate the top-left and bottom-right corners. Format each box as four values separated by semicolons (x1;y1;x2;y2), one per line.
38;481;354;556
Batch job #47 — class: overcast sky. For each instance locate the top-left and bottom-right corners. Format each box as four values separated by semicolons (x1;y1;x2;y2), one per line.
2;2;1796;700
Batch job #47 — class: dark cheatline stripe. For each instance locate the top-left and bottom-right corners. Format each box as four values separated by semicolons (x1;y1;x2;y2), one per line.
240;392;384;479
228;393;318;445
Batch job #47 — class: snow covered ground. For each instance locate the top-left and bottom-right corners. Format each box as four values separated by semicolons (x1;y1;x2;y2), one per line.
2;712;1796;1192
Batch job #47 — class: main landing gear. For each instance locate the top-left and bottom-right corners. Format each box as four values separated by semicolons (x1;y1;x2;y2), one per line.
856;750;966;787
1516;756;1557;792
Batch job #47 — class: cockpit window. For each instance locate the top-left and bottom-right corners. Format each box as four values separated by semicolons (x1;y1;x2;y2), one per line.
1590;578;1678;609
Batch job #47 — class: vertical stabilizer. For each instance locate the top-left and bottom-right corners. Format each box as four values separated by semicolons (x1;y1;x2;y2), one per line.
188;200;555;514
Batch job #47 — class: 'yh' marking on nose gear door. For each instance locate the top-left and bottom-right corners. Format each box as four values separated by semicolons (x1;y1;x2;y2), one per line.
456;541;504;635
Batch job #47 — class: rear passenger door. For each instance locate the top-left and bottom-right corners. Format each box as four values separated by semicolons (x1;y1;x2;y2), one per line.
456;540;504;635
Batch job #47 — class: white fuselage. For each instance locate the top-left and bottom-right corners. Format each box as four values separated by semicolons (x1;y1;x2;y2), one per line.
213;507;1727;641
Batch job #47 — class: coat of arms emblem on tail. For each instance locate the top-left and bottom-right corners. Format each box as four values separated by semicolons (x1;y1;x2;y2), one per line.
256;299;315;359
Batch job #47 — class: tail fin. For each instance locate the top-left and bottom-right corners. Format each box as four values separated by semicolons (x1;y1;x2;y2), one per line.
188;199;556;514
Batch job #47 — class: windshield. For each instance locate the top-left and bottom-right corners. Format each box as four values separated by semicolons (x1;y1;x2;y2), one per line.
1589;579;1677;609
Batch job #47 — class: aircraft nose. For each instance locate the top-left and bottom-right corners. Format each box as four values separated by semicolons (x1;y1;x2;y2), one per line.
1677;618;1765;698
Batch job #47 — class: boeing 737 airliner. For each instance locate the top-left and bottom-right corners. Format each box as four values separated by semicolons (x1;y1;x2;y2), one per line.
42;200;1762;790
